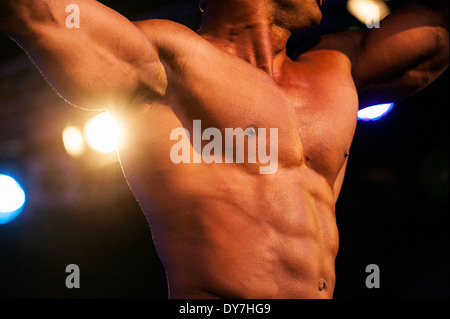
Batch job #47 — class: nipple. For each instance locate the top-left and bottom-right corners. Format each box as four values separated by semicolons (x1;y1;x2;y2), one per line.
245;125;258;136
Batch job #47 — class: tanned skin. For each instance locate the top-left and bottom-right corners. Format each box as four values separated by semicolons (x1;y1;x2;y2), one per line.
0;0;448;298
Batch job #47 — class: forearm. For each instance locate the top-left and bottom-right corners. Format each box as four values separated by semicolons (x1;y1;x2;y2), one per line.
412;0;449;29
413;0;448;10
353;0;449;107
0;1;18;31
0;0;53;36
1;0;101;41
410;0;449;63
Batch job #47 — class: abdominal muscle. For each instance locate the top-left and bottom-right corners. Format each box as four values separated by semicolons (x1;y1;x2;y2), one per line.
116;64;343;298
136;162;340;299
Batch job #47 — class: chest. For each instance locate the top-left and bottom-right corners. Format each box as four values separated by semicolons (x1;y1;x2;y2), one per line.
278;62;359;181
125;49;358;186
170;52;358;181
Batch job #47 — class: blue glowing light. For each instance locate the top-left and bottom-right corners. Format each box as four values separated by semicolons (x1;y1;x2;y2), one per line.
0;174;26;224
357;103;395;121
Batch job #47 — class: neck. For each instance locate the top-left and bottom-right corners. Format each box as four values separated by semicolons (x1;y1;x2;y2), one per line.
198;1;291;77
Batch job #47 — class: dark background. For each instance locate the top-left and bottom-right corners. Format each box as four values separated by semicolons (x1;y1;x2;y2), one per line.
0;0;448;299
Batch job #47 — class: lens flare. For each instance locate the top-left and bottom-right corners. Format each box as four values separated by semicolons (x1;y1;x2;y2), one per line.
347;0;391;27
0;174;26;224
358;103;394;121
84;112;121;154
62;126;85;158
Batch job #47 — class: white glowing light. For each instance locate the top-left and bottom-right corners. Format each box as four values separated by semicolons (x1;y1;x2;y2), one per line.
62;126;85;158
0;174;26;224
84;112;120;154
347;0;391;27
358;103;394;121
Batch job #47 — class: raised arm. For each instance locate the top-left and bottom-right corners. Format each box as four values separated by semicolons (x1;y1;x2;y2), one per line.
0;0;167;110
351;0;449;108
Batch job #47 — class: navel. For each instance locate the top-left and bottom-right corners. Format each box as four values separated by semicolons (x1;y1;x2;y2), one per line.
318;280;327;291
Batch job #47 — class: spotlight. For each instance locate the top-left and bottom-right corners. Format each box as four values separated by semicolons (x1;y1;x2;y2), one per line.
62;126;85;158
357;102;394;121
84;112;121;154
0;174;26;224
347;0;391;28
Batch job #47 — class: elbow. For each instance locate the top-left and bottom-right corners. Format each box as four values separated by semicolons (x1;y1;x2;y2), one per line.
0;1;54;38
427;26;449;78
0;2;20;33
435;27;449;71
418;26;449;79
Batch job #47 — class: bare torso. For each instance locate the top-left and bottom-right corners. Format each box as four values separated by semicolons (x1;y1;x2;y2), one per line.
116;21;358;298
0;0;446;301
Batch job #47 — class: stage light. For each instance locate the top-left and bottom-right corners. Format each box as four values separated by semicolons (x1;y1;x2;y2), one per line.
0;174;26;224
347;0;391;27
84;112;120;154
357;102;394;121
62;126;85;158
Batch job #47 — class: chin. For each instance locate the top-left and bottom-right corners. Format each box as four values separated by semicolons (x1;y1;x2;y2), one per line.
276;1;323;33
291;10;322;33
308;7;323;27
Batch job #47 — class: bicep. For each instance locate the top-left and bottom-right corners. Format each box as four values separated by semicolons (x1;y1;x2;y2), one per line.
7;0;165;110
352;2;449;108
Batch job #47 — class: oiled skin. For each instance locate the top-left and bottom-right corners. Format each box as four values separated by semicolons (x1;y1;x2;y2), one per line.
0;0;447;298
118;21;357;298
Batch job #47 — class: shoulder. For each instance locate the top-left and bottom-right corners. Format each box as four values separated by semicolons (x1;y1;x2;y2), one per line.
289;31;364;77
132;19;212;60
293;30;364;64
132;19;202;47
133;19;195;36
